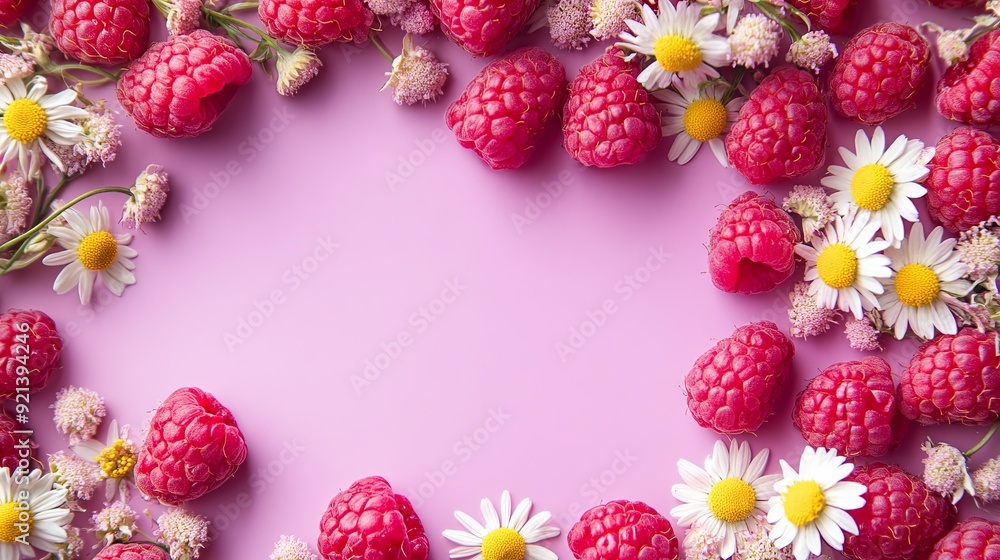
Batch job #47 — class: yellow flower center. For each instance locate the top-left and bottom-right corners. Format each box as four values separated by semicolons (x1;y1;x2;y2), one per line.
683;99;727;142
654;35;703;73
95;439;136;479
707;477;757;523
481;527;526;560
894;263;940;307
816;243;858;289
850;164;894;211
77;231;118;271
783;480;825;527
0;502;30;543
4;98;47;143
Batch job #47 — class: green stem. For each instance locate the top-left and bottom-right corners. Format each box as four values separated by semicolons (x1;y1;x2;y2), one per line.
0;186;133;256
222;1;259;13
369;32;393;62
755;2;802;41
722;67;746;105
965;420;1000;458
32;173;46;224
39;173;71;219
39;63;120;82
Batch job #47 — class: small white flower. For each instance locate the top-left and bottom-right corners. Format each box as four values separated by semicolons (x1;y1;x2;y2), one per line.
0;468;73;560
383;35;448;106
156;508;210;560
71;419;136;501
442;490;560;560
589;0;638;41
654;80;743;166
51;386;106;445
727;14;781;69
92;501;137;546
0;76;88;179
276;47;322;97
271;535;317;560
786;31;838;73
922;442;975;504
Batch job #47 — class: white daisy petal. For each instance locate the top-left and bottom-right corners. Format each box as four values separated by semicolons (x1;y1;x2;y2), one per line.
446;492;559;560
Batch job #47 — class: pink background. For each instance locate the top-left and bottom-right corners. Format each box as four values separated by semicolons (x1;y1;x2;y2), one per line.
4;0;1000;557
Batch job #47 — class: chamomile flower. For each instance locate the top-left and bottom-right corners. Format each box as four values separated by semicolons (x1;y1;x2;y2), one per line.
616;2;729;90
767;447;866;560
821;127;932;247
442;490;560;560
0;76;87;179
670;440;781;559
71;419;136;501
0;467;73;560
877;222;972;340
654;80;743;166
794;211;892;320
41;202;137;305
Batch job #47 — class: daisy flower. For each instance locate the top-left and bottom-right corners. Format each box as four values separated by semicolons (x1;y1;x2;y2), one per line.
442;490;560;560
654;80;743;166
0;76;87;179
42;202;137;305
794;211;892;320
821;127;932;247
877;222;971;340
0;467;73;560
71;419;136;501
616;2;729;90
670;440;781;559
767;447;866;560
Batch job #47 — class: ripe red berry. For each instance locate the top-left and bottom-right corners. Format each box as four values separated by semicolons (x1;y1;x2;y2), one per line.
725;66;827;185
829;22;929;125
685;321;795;434
0;309;62;399
785;0;854;33
928;0;985;8
446;47;566;170
317;476;429;560
562;48;662;168
568;500;679;560
926;127;1000;234
708;191;800;295
0;0;28;27
937;29;1000;127
94;543;170;560
429;0;539;56
117;30;252;138
49;0;150;65
259;0;373;47
928;517;1000;560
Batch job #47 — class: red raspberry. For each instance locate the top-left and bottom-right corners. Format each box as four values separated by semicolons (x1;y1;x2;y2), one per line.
259;0;372;47
937;29;1000;127
562;48;661;168
928;0;985;8
0;0;27;27
785;0;854;33
430;0;538;56
0;309;62;399
898;328;1000;425
926;127;1000;233
829;23;929;125
317;476;429;560
793;357;904;457
725;66;826;185
49;0;150;65
685;321;794;434
708;191;800;294
446;47;566;170
94;543;170;560
567;500;679;560
117;30;252;138
135;387;248;505
0;409;33;473
929;517;1000;560
842;463;957;560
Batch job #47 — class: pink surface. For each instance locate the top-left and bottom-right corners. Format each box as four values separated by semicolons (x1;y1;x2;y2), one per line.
3;0;1000;558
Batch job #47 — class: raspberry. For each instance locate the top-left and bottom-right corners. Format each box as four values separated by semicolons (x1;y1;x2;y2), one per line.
317;476;429;560
793;357;904;457
0;309;62;399
898;328;1000;425
259;0;373;47
725;66;826;184
685;321;794;434
829;23;929;125
926;127;1000;234
562;48;661;168
708;191;800;295
0;0;27;27
117;30;252;139
49;0;150;65
567;500;679;560
928;0;985;8
94;543;170;560
0;409;32;472
446;47;566;170
929;517;1000;560
135;387;248;505
842;463;957;560
937;29;1000;127
430;0;538;56
785;0;854;33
